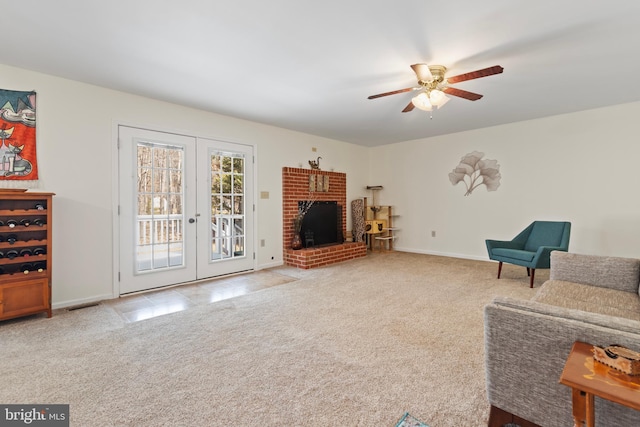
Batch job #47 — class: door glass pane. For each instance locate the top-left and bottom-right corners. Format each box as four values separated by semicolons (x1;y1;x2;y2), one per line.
209;151;245;261
136;142;185;272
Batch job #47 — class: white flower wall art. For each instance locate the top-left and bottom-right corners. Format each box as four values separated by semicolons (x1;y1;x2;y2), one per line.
449;151;501;196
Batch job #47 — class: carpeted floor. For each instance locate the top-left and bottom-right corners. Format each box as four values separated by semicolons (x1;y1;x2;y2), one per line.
0;252;541;426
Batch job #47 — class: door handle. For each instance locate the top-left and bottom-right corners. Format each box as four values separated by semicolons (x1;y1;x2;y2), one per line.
188;218;196;224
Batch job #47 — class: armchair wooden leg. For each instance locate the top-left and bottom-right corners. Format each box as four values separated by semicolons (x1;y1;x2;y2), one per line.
530;268;535;288
497;262;503;279
526;267;530;276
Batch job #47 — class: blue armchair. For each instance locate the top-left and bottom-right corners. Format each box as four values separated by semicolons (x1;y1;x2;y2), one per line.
486;221;571;288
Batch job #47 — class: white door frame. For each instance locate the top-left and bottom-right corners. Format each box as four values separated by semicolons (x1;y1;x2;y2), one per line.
111;121;258;298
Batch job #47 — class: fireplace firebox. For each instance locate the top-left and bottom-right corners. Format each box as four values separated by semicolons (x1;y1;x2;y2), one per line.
299;201;343;248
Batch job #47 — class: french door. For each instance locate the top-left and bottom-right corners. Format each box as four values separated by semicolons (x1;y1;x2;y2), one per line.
118;126;254;294
196;138;254;278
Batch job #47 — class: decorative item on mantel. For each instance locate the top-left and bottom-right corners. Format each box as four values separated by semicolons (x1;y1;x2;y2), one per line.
291;196;316;250
309;174;329;192
308;156;322;170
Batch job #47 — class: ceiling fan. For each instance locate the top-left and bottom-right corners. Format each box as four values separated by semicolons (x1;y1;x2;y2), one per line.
368;64;504;113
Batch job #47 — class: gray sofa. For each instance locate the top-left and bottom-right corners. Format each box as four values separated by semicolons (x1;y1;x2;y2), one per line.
484;251;640;427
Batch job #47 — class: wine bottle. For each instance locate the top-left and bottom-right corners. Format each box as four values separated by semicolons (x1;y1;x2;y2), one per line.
33;261;46;273
21;263;33;274
34;203;45;210
0;251;4;259
7;234;18;244
33;247;46;256
20;218;30;227
7;219;17;228
0;220;4;226
20;248;32;258
33;218;45;227
7;250;19;259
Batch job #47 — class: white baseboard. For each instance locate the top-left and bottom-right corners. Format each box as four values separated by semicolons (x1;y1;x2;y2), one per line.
257;260;284;270
392;246;490;262
53;293;115;310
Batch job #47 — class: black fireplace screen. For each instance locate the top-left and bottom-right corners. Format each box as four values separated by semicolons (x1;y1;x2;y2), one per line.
299;201;342;248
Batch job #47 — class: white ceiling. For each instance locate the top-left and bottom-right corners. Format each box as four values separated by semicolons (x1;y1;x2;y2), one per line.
3;1;640;147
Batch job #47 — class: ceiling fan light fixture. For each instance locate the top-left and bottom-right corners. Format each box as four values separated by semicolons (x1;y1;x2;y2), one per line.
411;92;432;111
429;89;445;104
431;91;450;108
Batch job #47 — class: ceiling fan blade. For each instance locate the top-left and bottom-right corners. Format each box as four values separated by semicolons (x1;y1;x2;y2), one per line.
367;87;415;100
410;63;433;83
446;65;504;84
443;87;483;101
402;101;415;113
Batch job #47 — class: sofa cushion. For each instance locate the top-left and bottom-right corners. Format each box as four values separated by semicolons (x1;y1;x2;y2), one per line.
550;252;640;294
491;248;535;262
532;280;640;322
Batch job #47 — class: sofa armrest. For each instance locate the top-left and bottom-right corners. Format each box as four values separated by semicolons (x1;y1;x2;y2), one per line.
484;296;640;427
550;251;640;293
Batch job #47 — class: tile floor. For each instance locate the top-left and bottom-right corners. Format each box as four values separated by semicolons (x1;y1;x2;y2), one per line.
104;268;300;323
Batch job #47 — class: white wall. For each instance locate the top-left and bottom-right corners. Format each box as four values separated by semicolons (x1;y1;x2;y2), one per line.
370;101;640;260
0;64;370;308
4;61;638;308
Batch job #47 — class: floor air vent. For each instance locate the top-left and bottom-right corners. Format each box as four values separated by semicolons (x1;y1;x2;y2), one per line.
67;302;100;311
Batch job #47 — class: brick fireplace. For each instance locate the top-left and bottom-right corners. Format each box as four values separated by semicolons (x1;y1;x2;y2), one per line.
282;167;366;268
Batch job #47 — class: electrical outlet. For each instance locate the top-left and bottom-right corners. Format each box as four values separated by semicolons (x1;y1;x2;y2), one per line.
260;239;265;247
312;147;317;152
431;231;436;237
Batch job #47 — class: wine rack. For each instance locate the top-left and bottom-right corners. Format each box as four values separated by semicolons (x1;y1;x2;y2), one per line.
0;191;54;321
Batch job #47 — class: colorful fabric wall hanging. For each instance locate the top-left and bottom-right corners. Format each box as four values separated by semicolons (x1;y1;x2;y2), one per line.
0;89;38;182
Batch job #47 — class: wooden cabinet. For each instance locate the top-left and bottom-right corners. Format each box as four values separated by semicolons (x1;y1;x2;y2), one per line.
0;191;54;321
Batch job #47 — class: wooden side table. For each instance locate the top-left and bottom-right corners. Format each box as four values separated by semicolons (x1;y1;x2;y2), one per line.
559;341;640;427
